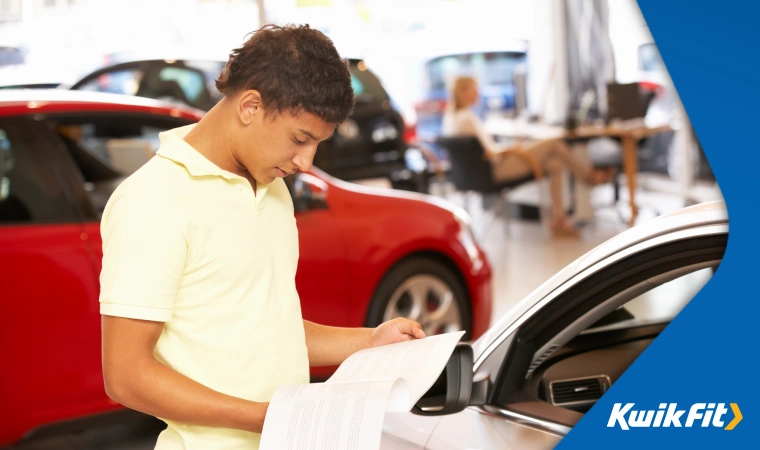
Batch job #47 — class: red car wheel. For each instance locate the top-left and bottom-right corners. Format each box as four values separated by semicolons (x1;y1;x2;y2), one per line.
366;256;472;339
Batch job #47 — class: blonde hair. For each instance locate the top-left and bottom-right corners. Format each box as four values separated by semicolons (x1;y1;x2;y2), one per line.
449;76;477;111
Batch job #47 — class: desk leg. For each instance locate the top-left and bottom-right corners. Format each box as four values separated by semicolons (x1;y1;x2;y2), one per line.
622;135;638;226
571;142;593;222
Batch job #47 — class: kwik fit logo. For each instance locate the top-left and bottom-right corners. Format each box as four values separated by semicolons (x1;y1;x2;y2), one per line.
607;403;742;430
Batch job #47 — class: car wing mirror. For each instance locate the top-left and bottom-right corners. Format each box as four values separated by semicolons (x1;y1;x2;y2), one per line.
292;173;328;213
411;343;488;416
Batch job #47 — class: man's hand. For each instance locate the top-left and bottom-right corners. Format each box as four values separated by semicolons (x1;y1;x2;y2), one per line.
303;319;425;367
369;318;426;348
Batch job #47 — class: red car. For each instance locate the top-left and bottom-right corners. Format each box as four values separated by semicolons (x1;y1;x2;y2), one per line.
0;90;492;446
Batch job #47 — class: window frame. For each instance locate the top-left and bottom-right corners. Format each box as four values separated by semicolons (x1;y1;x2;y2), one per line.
28;111;196;222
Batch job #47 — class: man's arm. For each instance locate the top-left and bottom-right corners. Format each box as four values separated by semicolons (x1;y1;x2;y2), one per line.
102;315;268;433
303;318;425;367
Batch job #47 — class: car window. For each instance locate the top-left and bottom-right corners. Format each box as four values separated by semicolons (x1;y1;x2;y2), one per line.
426;52;526;90
585;266;714;332
473;233;726;436
184;60;225;103
77;69;144;95
135;65;215;110
349;62;389;103
482;233;725;432
0;119;75;224
157;66;206;103
524;263;719;416
54;118;187;218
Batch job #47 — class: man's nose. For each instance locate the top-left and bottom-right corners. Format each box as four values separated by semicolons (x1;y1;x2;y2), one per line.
292;145;317;172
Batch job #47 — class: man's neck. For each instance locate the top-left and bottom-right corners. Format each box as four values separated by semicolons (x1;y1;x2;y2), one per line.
183;102;258;194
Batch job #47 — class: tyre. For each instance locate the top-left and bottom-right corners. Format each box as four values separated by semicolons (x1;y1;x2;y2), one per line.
365;256;472;339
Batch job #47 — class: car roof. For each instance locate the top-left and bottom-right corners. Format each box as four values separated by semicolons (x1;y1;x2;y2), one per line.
0;89;206;121
471;201;728;358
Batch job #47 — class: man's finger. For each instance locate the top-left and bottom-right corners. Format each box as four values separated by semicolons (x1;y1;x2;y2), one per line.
400;319;426;339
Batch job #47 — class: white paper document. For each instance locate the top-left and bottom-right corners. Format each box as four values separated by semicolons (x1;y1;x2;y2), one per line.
260;331;465;450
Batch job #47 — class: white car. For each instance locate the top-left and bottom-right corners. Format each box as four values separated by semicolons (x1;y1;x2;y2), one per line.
381;201;727;449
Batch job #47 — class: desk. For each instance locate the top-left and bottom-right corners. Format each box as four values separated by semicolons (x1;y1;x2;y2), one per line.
484;118;672;226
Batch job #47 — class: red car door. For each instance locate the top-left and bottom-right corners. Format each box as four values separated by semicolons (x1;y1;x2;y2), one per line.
292;173;350;328
0;118;107;445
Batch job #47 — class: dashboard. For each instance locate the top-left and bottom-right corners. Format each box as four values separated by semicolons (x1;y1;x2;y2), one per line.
528;322;667;413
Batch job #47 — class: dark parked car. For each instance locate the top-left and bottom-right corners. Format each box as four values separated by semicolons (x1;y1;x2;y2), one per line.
69;57;429;191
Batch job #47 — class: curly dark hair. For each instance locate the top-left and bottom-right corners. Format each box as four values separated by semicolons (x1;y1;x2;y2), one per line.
216;24;355;124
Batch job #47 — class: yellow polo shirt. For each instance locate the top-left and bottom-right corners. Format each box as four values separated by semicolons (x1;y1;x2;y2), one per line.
99;124;309;449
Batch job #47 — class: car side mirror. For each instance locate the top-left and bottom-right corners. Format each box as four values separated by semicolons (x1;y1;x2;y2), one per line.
292;173;328;213
411;343;488;416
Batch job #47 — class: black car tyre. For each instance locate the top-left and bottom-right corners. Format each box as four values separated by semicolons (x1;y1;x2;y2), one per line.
365;257;472;339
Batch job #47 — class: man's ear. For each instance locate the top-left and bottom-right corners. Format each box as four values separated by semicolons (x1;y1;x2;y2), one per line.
237;90;263;126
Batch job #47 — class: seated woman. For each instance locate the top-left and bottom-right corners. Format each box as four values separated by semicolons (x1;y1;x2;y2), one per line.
441;76;614;236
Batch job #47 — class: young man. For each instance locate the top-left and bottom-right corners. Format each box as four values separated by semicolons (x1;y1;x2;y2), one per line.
99;25;425;449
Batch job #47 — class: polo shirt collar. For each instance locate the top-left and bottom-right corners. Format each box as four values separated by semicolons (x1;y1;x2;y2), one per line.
157;124;241;181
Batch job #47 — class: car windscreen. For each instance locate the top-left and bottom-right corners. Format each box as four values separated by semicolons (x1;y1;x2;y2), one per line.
425;51;526;89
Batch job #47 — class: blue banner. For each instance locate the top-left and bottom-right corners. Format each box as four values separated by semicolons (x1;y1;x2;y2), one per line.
559;1;757;447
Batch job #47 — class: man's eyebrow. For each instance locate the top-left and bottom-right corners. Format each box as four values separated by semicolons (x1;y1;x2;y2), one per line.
298;129;320;141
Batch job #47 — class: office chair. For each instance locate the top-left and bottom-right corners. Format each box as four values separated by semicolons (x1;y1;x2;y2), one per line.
435;136;544;239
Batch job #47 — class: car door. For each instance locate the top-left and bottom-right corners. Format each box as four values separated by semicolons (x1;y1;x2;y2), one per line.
0;117;107;445
288;172;350;328
418;223;726;449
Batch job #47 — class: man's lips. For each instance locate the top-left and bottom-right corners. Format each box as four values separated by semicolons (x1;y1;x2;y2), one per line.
276;167;292;177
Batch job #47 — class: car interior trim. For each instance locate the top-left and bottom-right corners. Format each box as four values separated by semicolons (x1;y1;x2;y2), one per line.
473;404;572;437
548;375;611;407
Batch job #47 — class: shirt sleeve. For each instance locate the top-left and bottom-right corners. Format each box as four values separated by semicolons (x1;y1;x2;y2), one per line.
99;192;187;322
